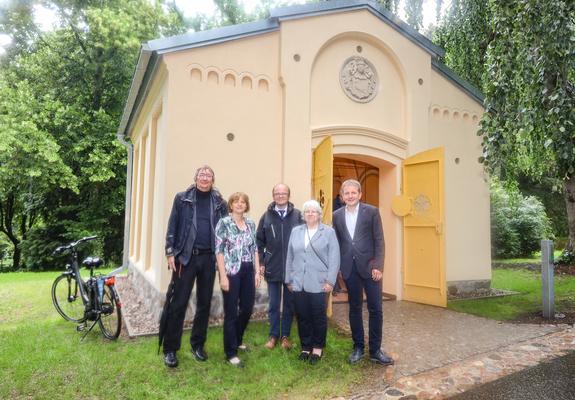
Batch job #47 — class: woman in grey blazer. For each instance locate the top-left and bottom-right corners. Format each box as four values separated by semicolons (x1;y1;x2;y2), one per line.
285;200;340;364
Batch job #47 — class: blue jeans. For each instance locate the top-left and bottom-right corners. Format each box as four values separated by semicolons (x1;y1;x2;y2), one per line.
267;281;294;338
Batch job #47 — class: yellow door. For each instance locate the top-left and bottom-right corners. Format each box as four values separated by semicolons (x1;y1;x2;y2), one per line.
392;147;446;307
313;136;333;225
313;136;333;316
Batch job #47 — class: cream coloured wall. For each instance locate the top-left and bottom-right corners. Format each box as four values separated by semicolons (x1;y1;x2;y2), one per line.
126;6;490;299
157;33;282;291
128;64;168;292
428;71;491;283
296;9;434;297
310;32;406;139
280;10;432;212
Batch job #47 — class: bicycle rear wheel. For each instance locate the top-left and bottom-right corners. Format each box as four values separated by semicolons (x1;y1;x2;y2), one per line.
99;284;122;340
52;274;86;323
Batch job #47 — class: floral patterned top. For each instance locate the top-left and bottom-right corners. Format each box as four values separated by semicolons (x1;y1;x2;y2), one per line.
215;215;258;276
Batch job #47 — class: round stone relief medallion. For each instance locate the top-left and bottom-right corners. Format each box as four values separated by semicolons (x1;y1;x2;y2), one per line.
339;56;378;103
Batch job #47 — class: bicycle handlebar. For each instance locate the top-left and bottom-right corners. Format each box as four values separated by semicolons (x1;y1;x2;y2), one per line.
53;235;98;255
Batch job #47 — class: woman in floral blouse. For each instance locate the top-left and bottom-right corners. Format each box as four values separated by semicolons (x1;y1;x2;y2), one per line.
215;192;261;367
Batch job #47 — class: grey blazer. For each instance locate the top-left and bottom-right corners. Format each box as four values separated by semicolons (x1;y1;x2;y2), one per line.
285;223;340;293
332;203;384;280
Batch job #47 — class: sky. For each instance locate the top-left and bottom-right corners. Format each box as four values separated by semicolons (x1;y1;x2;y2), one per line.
0;0;448;55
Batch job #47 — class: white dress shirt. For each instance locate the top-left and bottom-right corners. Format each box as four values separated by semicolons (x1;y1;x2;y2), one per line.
274;206;287;218
345;204;359;239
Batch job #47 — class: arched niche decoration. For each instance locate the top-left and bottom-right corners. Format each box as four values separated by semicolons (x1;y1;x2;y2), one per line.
241;75;253;89
310;31;408;137
257;78;269;91
207;70;219;84
190;68;202;82
429;104;480;123
223;72;236;87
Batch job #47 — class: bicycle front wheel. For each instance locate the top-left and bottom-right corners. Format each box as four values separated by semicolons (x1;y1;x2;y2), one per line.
52;274;86;323
99;284;122;340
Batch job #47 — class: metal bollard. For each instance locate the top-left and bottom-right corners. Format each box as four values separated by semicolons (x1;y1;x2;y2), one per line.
541;240;554;319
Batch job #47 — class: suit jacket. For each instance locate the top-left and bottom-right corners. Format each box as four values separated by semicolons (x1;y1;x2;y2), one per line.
332;203;384;280
285;223;340;293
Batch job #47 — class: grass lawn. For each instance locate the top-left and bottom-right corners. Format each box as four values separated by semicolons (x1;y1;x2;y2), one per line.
448;267;575;321
0;271;365;400
492;249;563;265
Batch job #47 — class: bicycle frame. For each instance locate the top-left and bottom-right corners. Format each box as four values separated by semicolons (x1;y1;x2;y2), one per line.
52;235;122;340
64;251;90;306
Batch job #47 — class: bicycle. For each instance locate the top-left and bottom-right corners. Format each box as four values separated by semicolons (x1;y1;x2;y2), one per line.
51;235;122;340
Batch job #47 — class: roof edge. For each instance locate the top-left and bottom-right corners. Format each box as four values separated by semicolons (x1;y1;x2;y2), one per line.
117;20;280;138
431;59;485;107
117;45;152;138
148;19;279;54
271;0;444;58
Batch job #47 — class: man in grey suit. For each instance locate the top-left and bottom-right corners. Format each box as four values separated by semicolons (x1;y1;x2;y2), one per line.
332;179;393;366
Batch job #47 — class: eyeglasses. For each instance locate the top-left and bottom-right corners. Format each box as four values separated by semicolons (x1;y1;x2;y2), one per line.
273;192;289;196
304;210;319;214
197;173;213;179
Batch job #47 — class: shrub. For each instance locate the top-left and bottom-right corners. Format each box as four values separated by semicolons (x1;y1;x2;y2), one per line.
491;180;553;258
21;223;102;271
556;249;575;266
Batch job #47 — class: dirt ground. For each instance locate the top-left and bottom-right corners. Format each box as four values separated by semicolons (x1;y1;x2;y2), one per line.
513;311;575;326
555;263;575;276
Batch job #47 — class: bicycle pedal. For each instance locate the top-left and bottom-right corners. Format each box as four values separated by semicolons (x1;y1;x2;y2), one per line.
76;324;86;332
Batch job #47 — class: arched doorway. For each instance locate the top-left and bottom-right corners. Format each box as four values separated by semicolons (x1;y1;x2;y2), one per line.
312;133;403;300
333;157;380;209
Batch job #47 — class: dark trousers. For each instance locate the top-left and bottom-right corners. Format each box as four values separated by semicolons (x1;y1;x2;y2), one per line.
345;261;383;355
293;290;328;350
163;253;216;353
267;281;294;338
222;262;255;359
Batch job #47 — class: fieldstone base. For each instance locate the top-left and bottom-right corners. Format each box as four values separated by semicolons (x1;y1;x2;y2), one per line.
447;279;491;297
116;264;269;337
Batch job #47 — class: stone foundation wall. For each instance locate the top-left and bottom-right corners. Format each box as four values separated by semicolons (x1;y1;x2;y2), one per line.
126;264;269;325
447;279;491;297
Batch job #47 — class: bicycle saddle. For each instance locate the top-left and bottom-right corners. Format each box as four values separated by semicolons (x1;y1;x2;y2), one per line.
82;257;103;268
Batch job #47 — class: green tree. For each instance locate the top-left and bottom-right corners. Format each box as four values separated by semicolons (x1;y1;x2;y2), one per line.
0;0;38;62
491;180;553;258
404;0;424;31
480;0;575;251
435;0;443;24
0;0;187;269
433;0;492;90
213;0;249;25
0;77;77;270
378;0;400;14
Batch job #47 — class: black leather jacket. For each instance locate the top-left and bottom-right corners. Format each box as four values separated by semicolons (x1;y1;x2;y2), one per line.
165;186;227;266
256;202;303;282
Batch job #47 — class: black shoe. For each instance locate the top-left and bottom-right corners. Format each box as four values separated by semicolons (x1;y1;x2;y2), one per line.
164;352;178;368
348;347;364;364
309;353;322;365
370;350;394;366
298;351;310;361
192;346;208;362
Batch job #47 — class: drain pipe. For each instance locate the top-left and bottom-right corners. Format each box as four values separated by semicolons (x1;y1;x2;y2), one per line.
117;132;134;271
